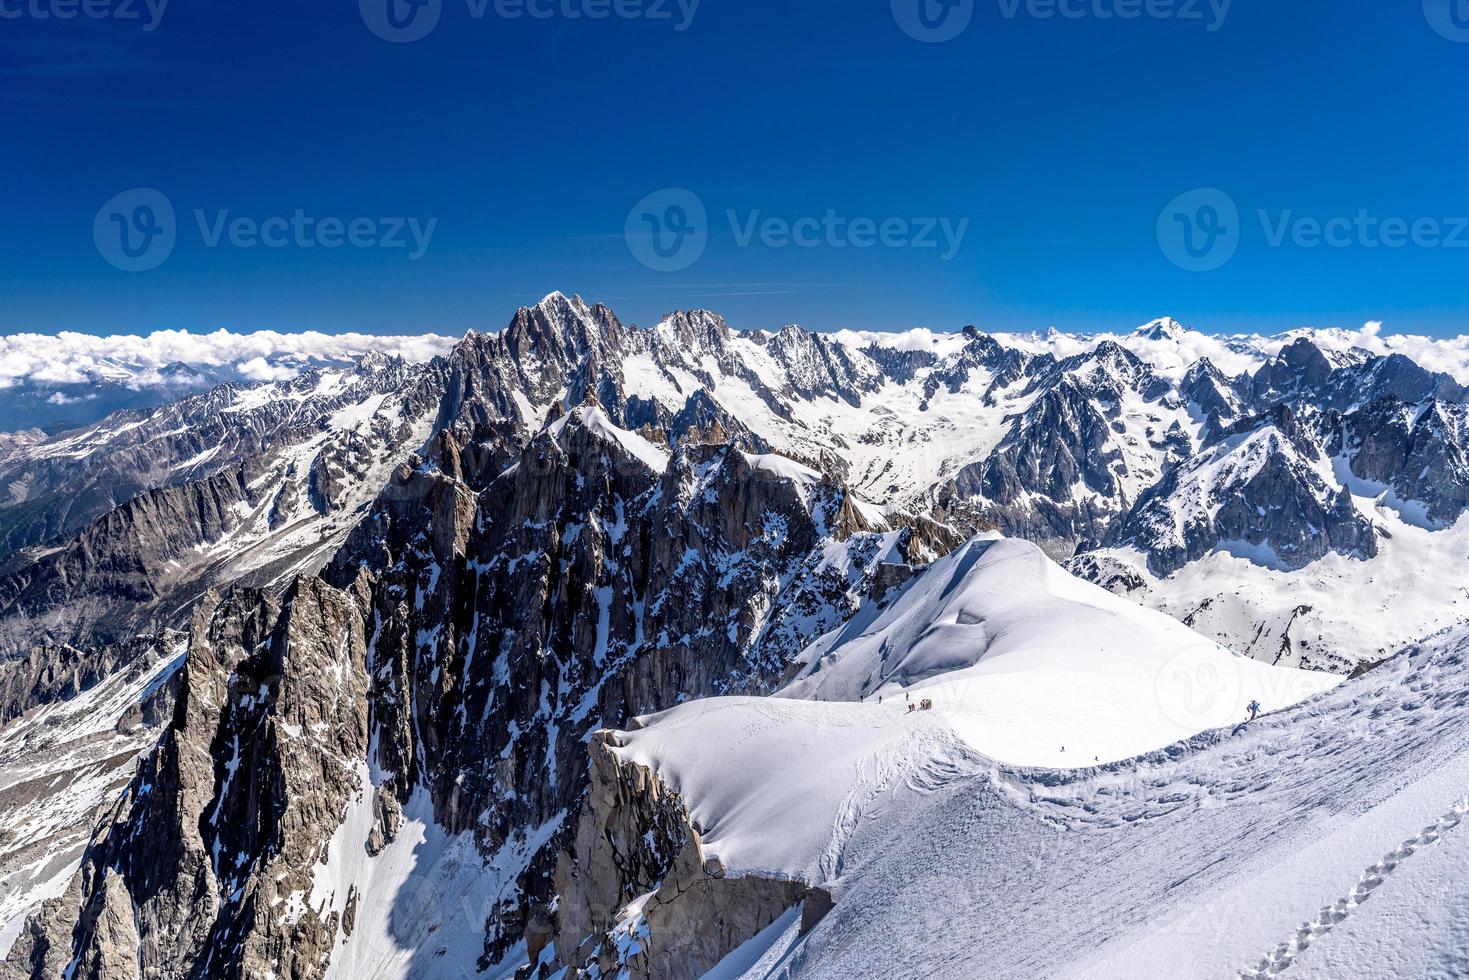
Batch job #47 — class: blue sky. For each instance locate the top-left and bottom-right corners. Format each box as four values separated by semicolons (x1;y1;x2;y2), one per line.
3;0;1467;336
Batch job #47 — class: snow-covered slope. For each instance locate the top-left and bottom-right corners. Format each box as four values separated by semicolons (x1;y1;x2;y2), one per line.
776;537;1336;768
771;623;1469;980
611;539;1337;883
594;549;1469;979
1078;488;1469;672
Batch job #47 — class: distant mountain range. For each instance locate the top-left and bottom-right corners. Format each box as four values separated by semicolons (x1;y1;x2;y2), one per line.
0;330;456;435
2;295;1468;979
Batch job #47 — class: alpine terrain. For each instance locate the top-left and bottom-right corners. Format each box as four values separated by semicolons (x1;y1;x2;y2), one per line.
2;294;1468;979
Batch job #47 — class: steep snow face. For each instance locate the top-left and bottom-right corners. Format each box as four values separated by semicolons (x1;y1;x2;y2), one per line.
612;538;1339;883
615;594;1469;979
547;405;670;474
308;765;558;980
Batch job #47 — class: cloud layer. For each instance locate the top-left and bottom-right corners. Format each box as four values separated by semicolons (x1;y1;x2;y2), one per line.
0;329;460;390
4;321;1468;396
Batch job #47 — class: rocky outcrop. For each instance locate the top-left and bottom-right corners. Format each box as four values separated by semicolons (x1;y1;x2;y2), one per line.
318;407;945;965
0;635;170;725
1249;338;1467;415
551;732;825;980
1108;407;1378;576
4;577;372;980
1326;396;1469;527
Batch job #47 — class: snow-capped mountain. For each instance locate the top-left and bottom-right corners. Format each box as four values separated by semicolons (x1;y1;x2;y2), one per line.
0;330;456;435
2;294;1469;979
0;355;447;656
8;292;1466;671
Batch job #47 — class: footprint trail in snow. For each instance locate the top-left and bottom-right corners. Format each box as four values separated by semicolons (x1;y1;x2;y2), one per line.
1240;796;1469;978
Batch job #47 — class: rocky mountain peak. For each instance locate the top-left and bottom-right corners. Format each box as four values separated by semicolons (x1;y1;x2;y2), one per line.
504;292;627;367
1132;316;1189;342
9;296;1469;979
1253;337;1333;405
652;309;732;353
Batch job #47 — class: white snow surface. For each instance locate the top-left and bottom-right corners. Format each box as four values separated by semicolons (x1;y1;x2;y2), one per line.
610;550;1469;979
1083;505;1469;670
614;538;1339;882
309;763;562;980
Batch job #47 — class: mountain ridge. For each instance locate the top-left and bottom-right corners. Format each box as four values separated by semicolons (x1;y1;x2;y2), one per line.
3;296;1469;978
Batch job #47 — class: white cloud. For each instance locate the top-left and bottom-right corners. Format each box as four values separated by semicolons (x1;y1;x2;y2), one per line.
0;329;459;390
3;319;1467;398
45;391;97;406
829;327;973;357
235;356;303;383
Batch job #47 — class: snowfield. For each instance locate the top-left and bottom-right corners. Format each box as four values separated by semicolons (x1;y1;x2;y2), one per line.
607;539;1469;979
1082;506;1469;671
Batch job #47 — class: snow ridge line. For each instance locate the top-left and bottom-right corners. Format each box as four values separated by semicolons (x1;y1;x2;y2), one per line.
1239;795;1469;978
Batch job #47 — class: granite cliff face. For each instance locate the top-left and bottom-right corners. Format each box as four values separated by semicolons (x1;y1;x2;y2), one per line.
4;579;371;980
4;298;1469;977
3;400;954;978
551;731;829;979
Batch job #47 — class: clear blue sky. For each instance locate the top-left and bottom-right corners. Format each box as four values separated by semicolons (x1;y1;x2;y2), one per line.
3;1;1467;336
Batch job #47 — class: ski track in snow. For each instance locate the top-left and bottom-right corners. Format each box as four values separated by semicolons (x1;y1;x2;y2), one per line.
1240;797;1469;979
